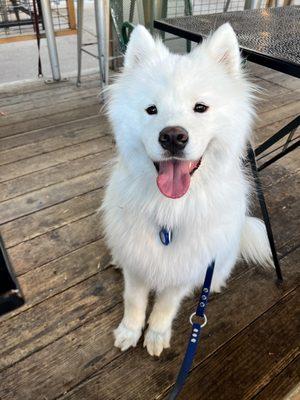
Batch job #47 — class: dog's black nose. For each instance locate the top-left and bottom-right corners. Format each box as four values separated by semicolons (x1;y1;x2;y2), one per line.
158;126;189;154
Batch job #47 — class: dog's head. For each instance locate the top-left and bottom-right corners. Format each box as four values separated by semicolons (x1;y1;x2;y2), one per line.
108;24;255;199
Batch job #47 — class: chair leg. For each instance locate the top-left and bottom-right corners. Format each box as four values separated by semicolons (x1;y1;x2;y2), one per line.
94;0;110;90
76;0;84;87
247;145;283;281
184;0;192;52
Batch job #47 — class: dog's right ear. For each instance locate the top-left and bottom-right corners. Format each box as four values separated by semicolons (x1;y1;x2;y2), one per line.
205;23;241;74
124;25;156;69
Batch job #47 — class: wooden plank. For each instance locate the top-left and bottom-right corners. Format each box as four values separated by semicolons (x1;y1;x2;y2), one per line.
1;187;104;248
0;267;121;374
0;125;108;167
9;202;99;270
173;289;300;400
55;29;77;38
0;148;112;202
0;136;112;183
259;72;300;91
275;146;300;174
0;83;100;115
0;78;99;110
260;163;300;256
0;306;122;398
248;63;290;82
0;95;101;128
0;103;102;138
259;151;299;184
253;357;300;400
7;212;103;276
257;87;300;114
0;168;108;224
66;0;76;29
0;73;98;100
247;62;274;78
254;77;291;97
0;34;42;44
2;69;289;118
0;29;76;45
0;114;103;153
256;139;299;190
0;74;99;106
0;246;297;400
253;114;300;147
255;100;300;130
1;238;111;323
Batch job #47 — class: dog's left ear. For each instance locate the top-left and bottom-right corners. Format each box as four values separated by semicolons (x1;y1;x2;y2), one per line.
197;23;241;74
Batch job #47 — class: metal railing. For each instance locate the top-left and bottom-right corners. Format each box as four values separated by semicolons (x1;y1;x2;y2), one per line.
0;0;76;42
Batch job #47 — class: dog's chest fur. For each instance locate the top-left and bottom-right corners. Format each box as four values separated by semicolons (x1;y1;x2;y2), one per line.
102;160;247;292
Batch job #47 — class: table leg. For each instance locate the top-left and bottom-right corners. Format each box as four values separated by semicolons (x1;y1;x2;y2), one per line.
247;145;283;281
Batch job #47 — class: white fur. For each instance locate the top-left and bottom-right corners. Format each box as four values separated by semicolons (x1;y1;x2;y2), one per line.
102;24;271;356
241;216;272;266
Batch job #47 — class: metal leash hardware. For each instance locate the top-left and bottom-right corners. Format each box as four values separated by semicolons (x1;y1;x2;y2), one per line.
168;260;215;400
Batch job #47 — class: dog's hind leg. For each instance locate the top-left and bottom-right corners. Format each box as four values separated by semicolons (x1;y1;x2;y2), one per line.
144;286;190;357
114;271;149;351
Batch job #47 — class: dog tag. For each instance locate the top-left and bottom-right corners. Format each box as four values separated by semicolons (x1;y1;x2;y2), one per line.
159;227;172;246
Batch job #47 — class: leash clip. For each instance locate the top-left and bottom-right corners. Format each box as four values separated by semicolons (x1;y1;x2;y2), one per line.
189;312;207;328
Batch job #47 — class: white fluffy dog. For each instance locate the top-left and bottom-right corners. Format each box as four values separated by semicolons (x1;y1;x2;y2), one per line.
102;23;271;357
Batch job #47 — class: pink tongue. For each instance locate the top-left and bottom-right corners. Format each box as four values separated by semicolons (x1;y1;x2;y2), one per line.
157;160;191;199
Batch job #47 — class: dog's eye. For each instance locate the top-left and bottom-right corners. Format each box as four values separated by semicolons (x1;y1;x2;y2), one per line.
145;105;158;115
194;103;208;113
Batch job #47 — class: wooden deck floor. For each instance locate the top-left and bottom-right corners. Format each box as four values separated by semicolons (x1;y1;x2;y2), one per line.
0;65;299;400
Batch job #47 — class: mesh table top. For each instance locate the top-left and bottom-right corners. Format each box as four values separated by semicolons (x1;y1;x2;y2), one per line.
154;6;300;77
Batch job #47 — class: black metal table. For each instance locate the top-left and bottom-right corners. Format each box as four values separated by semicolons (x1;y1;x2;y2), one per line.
154;6;300;281
154;6;300;78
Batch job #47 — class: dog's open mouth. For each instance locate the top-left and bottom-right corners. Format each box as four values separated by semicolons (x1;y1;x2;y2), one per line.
154;158;201;199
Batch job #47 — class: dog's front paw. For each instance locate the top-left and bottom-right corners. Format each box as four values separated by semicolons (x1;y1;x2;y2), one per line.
114;321;142;351
143;327;171;357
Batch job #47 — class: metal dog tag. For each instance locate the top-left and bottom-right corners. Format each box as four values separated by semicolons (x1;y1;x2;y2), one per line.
159;227;172;246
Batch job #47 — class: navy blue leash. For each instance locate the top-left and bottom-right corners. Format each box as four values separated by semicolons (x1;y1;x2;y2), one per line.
168;260;215;400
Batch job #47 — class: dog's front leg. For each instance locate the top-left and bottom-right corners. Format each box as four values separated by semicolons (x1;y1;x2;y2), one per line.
114;271;149;351
144;286;189;356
